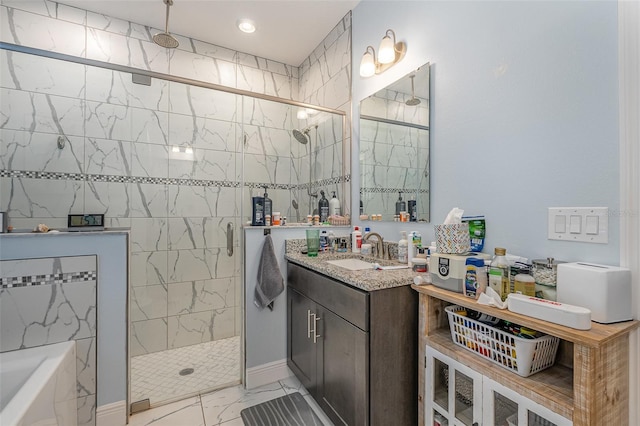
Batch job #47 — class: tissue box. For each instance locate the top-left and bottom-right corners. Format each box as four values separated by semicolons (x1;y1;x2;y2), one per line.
435;224;470;254
556;262;632;324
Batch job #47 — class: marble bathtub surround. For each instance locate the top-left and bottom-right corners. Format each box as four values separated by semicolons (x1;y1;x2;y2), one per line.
0;255;98;426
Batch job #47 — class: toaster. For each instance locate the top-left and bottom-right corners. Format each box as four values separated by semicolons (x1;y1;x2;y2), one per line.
556;262;632;324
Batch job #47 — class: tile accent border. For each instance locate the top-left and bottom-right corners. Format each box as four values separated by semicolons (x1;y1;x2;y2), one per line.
0;270;97;288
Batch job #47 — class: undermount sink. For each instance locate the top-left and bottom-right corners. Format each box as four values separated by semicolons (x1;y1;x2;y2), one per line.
326;258;376;271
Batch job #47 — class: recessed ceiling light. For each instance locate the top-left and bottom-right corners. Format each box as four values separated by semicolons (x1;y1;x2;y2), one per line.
237;19;256;34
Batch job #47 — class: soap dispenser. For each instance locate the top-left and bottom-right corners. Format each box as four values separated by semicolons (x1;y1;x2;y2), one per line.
329;191;341;216
318;190;329;223
262;186;272;220
395;191;406;216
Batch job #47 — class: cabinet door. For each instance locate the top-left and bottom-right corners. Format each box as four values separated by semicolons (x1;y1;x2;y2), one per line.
316;305;368;426
287;288;317;393
425;346;483;426
482;378;572;426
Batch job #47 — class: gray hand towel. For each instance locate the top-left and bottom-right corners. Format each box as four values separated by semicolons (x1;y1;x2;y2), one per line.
254;234;284;311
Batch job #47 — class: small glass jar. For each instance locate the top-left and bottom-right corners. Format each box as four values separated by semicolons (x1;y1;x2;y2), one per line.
532;258;566;286
412;258;428;273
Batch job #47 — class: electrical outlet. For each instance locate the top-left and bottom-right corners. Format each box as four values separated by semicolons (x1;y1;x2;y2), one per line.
548;207;608;244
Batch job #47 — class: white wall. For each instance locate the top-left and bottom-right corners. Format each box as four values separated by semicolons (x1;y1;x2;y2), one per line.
352;1;620;265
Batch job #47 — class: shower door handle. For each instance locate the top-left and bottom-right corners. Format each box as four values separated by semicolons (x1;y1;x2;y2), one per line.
227;222;233;256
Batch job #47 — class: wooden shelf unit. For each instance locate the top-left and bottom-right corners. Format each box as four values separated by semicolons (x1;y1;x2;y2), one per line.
413;284;639;426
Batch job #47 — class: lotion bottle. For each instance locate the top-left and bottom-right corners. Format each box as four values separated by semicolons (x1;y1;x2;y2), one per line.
262;186;272;220
351;226;362;253
395;191;406;215
398;231;408;263
329;191;341;216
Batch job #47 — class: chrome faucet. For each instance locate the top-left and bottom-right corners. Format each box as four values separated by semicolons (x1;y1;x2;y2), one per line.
362;232;385;259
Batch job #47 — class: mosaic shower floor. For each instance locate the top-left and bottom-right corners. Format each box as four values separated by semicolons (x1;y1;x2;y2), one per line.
131;336;241;406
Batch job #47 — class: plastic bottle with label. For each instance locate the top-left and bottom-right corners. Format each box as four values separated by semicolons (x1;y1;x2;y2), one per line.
489;247;510;301
351;226;362;253
464;257;487;299
398;231;408;263
329;191;341;216
318;190;329;223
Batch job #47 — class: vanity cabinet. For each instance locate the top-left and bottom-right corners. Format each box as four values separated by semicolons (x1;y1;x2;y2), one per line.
413;284;639;426
287;262;418;426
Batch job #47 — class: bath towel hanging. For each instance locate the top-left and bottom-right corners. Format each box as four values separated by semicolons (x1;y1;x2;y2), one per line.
254;234;284;311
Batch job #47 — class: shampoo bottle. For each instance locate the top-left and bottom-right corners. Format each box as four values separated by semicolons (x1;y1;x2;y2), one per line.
408;196;417;222
398;231;408;263
318;190;329;223
262;186;272;220
351;226;362;253
395;191;406;215
251;196;264;226
329;191;341;216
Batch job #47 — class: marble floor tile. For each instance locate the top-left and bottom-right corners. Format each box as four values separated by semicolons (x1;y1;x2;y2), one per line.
200;382;286;426
128;396;205;426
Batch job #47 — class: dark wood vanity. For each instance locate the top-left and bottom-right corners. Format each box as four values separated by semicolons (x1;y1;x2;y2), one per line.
286;261;418;426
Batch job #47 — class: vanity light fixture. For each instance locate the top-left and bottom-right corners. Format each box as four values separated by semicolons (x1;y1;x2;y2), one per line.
237;19;256;34
359;29;406;78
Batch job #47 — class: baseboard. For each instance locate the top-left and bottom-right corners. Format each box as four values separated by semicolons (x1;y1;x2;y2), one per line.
96;400;127;426
245;359;292;389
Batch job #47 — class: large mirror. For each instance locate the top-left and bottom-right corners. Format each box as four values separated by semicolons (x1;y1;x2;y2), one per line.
359;63;430;222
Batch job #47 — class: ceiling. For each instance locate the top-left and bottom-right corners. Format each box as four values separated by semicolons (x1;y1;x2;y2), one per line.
59;0;360;67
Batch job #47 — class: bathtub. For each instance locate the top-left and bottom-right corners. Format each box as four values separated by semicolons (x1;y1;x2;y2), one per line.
0;341;77;426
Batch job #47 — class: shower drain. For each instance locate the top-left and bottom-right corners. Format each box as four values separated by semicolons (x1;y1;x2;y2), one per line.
179;368;195;376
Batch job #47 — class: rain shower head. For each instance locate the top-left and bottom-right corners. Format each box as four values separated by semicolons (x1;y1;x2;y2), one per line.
405;75;421;106
292;128;309;144
153;0;179;49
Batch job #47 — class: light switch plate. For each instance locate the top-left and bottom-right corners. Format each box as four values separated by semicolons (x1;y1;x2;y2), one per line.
548;207;608;244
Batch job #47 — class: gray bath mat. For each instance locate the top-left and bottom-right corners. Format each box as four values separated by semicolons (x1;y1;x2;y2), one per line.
240;392;323;426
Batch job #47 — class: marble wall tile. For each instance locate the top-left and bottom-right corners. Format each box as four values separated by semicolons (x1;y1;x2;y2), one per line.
167;278;234;316
169;49;237;88
236;54;291;77
0;254;96;279
242;97;292;129
131;108;169;145
168;82;239;122
130;318;167;356
237;65;292;99
168;248;235;283
0;6;86;57
86;11;152;42
1;129;84;173
130;182;168;217
0;49;86;98
130;250;168;287
190;39;236;62
84;137;131;175
2;177;85;218
169;113;239;152
167;307;234;349
131;142;169;178
130;217;168;252
1;1;86;25
84;181;131;217
76;337;96;397
168;186;238;218
86;28;169;74
84;101;131;141
168;148;235;181
167;217;238;251
77;394;96;426
244;154;292;185
131;284;168;321
1;88;85;137
0;280;96;351
243;125;293;158
85;66;169;111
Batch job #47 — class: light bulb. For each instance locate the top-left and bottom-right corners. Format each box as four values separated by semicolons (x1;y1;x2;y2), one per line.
237;19;256;34
378;35;395;64
296;109;308;120
360;51;375;77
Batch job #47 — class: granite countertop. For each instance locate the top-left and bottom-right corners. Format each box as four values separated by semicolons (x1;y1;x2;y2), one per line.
284;239;415;292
